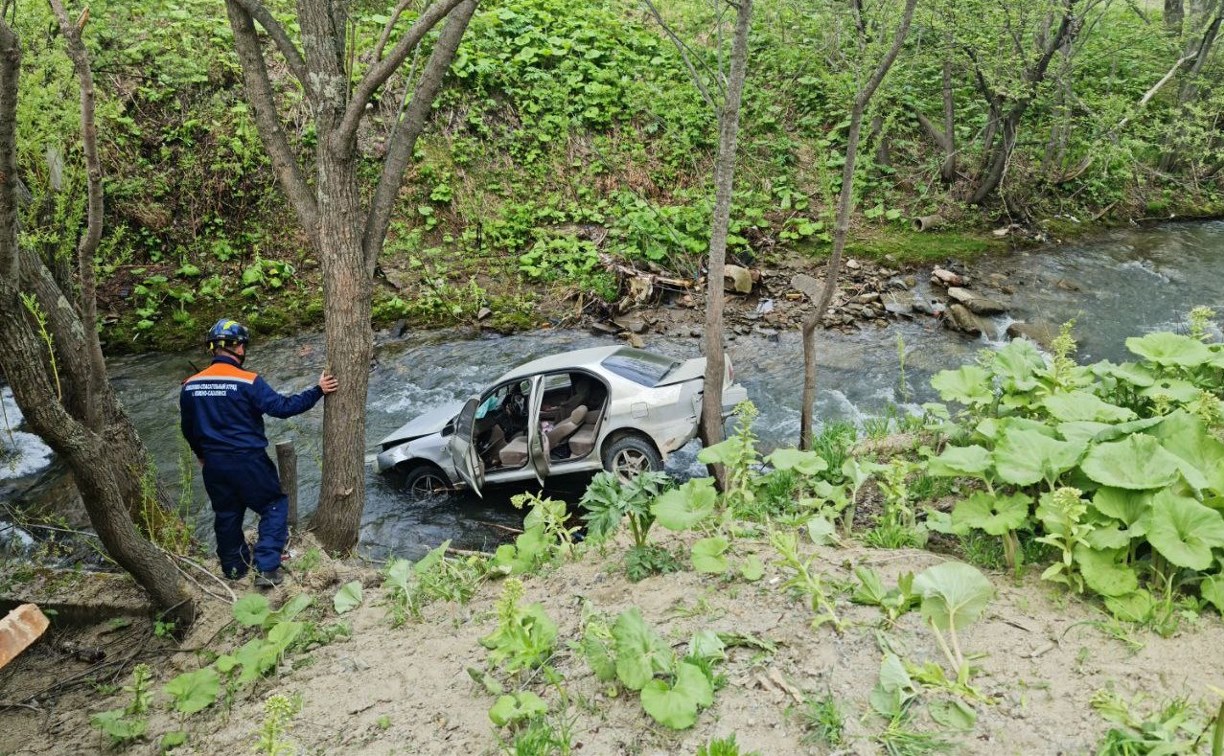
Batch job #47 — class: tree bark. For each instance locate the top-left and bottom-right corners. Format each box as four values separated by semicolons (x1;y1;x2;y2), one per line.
223;0;476;553
0;15;193;623
799;0;917;450
698;0;753;488
1166;0;1186;34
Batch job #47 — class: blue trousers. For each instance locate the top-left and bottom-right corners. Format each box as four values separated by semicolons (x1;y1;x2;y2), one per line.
201;451;288;576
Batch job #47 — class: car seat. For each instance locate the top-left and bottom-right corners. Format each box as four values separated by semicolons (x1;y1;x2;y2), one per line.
545;406;587;452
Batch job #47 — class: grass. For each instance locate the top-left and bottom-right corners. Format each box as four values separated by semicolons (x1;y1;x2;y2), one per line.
799;693;845;748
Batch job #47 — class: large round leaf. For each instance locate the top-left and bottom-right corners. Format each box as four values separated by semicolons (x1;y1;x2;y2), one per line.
951;492;1031;536
931;365;993;406
1080;434;1182;490
1091;487;1153;527
1147;410;1224;494
765;447;828;476
639;662;712;730
1042;391;1137;423
992;428;1085;486
1073;545;1138;597
1140;378;1201;404
1146;489;1224;570
1126;332;1214;367
652;478;717;531
1094;360;1155;388
927;445;992;478
912;562;994;632
991;339;1044;393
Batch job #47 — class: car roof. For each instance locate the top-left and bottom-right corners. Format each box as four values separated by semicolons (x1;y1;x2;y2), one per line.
496;345;640;383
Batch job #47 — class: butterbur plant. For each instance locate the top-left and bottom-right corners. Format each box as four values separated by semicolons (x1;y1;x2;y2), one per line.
1035;487;1091;593
771;530;843;632
480;578;557;674
697;401;760;514
911;562;993;684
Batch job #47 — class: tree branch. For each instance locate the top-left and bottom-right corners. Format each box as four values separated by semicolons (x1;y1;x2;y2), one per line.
224;0;319;233
363;0;476;275
373;0;416;62
642;0;720;110
229;0;313;99
337;0;466;143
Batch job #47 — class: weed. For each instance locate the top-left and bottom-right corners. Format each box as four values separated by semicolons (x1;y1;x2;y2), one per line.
771;529;843;632
875;711;953;755
800;693;845;748
625;543;682;582
697;733;761;756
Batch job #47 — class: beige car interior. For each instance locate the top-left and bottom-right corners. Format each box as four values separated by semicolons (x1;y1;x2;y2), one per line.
482;373;607;471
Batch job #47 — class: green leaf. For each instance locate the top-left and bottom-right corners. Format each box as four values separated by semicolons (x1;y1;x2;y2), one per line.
652;478;717;531
640;662;712;729
466;666;504;695
160;731;188;750
991;339;1045;392
1146;489;1224;570
739;555;764;582
993;428;1085;486
870;653;917;717
1201;574;1224;614
931;365;993;406
265;593;314;629
1140;377;1201;403
488;692;548;727
163;668;219;715
1074;546;1138;597
1104;589;1156;623
333;581;363;615
691;537;729;574
806;516;837;545
912;562;994;632
1091;487;1152;527
929;698;977;731
233;594;270;627
1126;332;1214;367
1042;391;1137;423
687;630;726;662
952;492;1031;536
766;448;828;476
697;438;743;465
927;445;993;478
1095;361;1156;387
613;608;671;691
1147;410;1224;494
1057;421;1113;447
1080;434;1183;490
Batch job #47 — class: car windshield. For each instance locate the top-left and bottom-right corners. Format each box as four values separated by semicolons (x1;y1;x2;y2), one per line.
601;348;680;387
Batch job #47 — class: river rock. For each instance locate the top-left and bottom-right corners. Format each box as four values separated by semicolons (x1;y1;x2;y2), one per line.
913;297;947;316
591;321;619;336
613;316;648;334
790;273;823;302
724;265;753;294
932;267;965;287
852;292;880;304
846;259;861;270
476;307;492;321
1006;321;1057;348
965;295;1008;316
945;304;992;337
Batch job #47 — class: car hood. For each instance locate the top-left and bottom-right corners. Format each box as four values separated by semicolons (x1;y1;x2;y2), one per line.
656;357;707;386
378;400;464;447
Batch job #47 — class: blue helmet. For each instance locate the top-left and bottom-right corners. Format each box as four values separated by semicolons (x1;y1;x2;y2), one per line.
206;318;250;350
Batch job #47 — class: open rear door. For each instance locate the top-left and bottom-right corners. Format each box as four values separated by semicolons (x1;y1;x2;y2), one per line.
527;377;549;484
447;397;485;497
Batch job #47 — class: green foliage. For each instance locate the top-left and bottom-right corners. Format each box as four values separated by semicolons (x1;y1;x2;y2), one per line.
696;734;760;756
163;668;220;715
799;693;845;748
480;578;558;673
624;543;682;583
333;581;363;615
912;562;993;683
384;542;487;624
771;529;842;632
698;401;760;516
580;470;671;548
489;691;549;728
852;566;918;625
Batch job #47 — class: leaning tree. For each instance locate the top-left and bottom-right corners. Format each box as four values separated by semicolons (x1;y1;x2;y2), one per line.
0;1;193;622
222;0;478;553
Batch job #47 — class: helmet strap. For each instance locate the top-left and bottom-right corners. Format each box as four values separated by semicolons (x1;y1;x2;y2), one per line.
217;344;246;367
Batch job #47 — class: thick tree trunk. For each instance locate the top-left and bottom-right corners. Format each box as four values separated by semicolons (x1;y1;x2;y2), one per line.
940;54;957;182
698;0;753;487
1166;0;1186;34
799;0;917;449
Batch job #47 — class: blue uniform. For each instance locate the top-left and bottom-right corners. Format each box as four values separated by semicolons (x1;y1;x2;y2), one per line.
180;355;324;577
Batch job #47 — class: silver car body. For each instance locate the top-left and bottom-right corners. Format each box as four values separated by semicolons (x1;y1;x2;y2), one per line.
374;345;748;495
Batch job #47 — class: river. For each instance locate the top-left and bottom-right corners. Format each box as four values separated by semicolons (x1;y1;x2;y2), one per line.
2;221;1222;559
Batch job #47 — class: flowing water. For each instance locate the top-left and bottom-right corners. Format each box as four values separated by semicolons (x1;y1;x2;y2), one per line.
2;221;1222;560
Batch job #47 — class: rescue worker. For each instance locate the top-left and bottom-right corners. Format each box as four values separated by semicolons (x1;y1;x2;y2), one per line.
180;319;338;588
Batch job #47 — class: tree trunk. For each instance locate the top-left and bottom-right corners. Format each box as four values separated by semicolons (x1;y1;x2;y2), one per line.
799;0;918;449
1166;0;1186;34
699;0;753;487
0;17;193;622
940;53;957;182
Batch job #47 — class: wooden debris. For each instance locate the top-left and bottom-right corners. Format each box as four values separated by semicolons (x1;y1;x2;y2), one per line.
1;604;51;670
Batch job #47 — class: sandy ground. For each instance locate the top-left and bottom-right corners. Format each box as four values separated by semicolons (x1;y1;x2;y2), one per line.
2;528;1223;755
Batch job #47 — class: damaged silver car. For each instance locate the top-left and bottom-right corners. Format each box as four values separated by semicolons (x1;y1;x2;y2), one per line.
374;345;748;498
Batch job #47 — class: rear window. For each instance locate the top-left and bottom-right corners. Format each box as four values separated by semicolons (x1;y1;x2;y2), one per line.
601;349;679;387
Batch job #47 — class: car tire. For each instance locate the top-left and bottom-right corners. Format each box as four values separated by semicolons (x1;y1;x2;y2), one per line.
401;464;452;500
602;434;663;482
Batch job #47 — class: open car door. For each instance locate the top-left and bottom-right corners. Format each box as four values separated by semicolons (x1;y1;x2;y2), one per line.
527;377;549;485
447;397;485;497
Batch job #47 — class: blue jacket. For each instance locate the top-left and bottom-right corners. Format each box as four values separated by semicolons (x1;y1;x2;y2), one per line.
180;355;324;458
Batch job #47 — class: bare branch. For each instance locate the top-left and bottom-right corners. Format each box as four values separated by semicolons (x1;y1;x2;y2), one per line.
47;0;108;428
224;0;319;232
363;0;476;274
338;0;466;142
374;0;416;62
229;0;314;99
642;0;720;110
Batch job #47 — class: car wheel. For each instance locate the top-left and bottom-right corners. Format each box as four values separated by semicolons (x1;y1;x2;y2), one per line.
401;465;451;500
602;434;663;483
